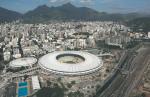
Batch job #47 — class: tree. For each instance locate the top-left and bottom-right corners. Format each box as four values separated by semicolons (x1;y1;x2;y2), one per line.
68;91;84;97
71;80;76;85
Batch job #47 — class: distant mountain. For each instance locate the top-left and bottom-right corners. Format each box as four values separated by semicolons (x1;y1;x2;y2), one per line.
0;7;22;23
127;17;150;32
0;3;150;23
23;3;102;23
23;3;149;23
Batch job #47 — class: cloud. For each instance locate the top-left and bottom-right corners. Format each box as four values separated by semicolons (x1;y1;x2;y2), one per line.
80;0;95;7
101;0;115;3
49;0;95;4
49;0;75;3
48;0;95;8
49;0;58;3
80;0;93;3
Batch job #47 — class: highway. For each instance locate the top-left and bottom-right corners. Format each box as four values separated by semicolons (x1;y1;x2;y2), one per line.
113;48;150;97
94;46;150;97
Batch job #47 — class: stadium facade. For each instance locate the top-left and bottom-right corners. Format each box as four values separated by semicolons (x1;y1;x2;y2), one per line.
38;51;103;76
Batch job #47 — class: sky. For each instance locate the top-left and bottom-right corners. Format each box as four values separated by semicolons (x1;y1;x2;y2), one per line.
0;0;150;14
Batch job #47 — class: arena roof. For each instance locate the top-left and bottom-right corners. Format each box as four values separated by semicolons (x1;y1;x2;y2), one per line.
38;51;103;75
9;57;37;68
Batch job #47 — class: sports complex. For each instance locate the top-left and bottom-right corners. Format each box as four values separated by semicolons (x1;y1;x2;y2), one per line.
38;51;103;75
9;57;37;69
4;51;113;97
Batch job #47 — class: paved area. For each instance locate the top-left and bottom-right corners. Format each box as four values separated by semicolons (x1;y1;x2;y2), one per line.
94;46;150;97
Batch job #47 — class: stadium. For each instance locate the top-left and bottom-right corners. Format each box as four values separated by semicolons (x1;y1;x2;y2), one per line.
38;51;103;76
9;57;37;69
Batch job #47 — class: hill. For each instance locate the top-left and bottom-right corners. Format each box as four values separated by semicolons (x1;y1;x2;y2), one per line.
127;17;150;32
0;7;22;23
23;3;101;23
0;3;150;23
23;3;148;23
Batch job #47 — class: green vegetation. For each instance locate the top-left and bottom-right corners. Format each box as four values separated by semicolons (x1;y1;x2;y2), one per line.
130;93;146;97
33;87;65;97
67;83;72;88
32;80;68;97
68;91;84;97
71;81;76;85
127;17;150;32
57;77;62;82
32;78;70;97
47;81;51;86
0;7;22;23
125;41;139;49
67;81;76;88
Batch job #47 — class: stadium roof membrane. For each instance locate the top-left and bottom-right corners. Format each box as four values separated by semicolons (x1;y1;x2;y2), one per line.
38;51;103;75
9;57;37;68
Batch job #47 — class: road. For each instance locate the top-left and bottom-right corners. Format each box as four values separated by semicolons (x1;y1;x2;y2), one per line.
112;48;150;97
94;46;150;97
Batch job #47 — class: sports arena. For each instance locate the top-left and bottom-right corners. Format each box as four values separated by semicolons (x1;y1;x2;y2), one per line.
38;51;103;76
9;57;37;69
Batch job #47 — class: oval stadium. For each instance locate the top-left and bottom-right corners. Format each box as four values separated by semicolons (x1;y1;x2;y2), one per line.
9;57;37;68
38;51;103;75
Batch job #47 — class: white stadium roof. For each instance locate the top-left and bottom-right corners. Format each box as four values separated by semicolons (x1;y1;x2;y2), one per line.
38;51;103;75
9;57;37;68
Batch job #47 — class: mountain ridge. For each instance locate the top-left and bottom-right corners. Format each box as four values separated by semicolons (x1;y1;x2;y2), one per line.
23;3;103;23
0;3;150;23
0;7;22;23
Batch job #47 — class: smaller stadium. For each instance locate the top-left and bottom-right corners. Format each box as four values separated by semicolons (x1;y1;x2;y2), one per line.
38;51;103;75
9;57;37;69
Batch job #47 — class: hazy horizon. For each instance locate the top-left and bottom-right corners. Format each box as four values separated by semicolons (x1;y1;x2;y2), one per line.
0;0;150;14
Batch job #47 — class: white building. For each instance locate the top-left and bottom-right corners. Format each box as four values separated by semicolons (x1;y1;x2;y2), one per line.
9;57;37;69
3;51;11;61
31;76;41;90
148;32;150;38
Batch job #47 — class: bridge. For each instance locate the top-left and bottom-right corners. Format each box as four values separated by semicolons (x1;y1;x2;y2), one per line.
96;53;114;57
